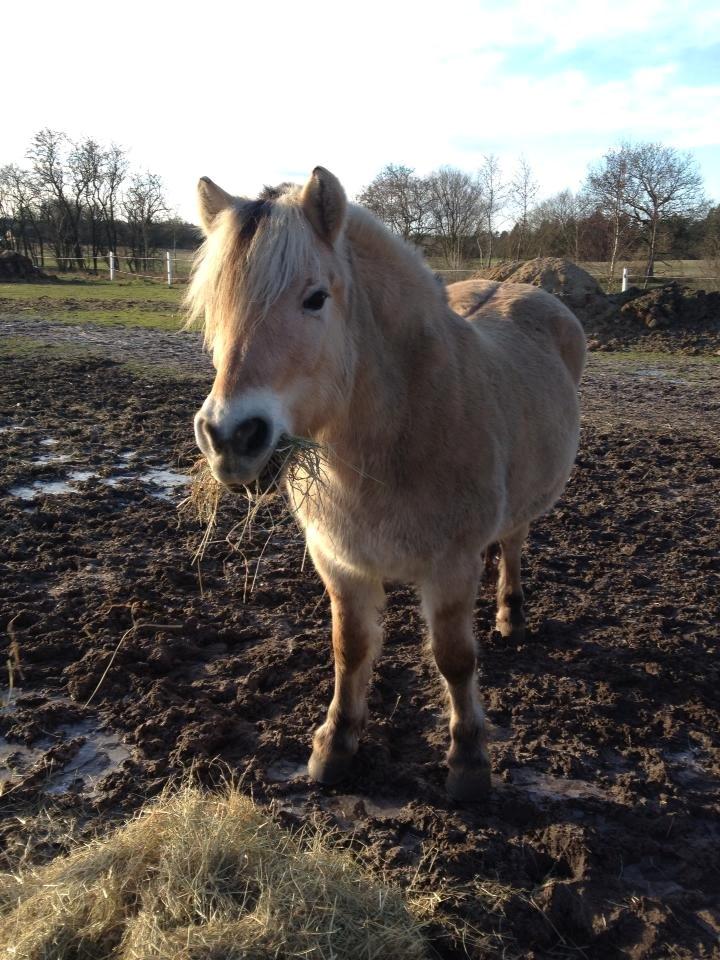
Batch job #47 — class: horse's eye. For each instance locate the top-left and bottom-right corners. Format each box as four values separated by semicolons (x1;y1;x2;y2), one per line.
303;290;329;312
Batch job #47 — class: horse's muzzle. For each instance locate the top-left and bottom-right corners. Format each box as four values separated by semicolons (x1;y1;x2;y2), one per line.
194;411;274;488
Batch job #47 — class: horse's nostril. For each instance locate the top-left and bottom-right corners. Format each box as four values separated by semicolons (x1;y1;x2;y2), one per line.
197;416;222;454
232;417;270;458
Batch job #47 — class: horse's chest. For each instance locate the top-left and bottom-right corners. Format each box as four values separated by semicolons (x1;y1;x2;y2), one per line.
291;479;426;580
306;511;427;581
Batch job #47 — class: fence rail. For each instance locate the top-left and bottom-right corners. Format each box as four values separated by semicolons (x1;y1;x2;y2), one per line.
28;252;195;286
620;266;718;292
15;252;719;292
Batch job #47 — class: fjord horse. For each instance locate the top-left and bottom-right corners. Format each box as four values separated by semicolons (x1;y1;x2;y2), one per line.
187;168;586;799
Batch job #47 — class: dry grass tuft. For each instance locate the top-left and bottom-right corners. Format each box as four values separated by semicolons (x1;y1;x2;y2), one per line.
0;785;431;959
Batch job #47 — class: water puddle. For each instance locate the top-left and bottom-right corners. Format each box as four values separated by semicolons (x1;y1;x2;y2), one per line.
327;793;408;820
664;748;717;790
44;723;129;795
266;761;408;822
138;468;190;499
512;769;605;801
266;760;308;782
9;469;97;500
33;453;71;465
633;367;686;385
8;464;189;501
1;706;129;797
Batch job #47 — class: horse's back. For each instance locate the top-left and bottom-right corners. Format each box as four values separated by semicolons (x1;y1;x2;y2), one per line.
446;279;586;386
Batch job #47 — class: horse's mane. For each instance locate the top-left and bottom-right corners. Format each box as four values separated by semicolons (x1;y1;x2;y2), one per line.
185;182;320;350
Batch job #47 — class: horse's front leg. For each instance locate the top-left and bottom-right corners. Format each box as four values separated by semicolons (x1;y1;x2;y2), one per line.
307;557;385;785
422;568;491;801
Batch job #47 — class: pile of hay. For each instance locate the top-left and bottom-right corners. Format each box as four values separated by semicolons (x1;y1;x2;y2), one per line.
0;787;430;959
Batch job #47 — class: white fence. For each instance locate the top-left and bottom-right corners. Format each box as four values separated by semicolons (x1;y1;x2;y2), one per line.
620;266;718;292
25;255;718;292
32;253;194;286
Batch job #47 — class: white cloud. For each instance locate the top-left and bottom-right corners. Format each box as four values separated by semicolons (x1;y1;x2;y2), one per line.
3;0;719;216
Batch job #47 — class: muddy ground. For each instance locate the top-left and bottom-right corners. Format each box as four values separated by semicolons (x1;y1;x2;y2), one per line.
1;319;719;959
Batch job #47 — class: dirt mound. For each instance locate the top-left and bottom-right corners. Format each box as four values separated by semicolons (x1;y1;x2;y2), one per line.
477;258;720;353
483;257;614;324
614;281;720;329
0;250;46;281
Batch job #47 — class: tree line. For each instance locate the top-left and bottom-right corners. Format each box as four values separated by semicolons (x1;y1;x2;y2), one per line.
0;129;198;272
358;144;717;283
2;132;718;284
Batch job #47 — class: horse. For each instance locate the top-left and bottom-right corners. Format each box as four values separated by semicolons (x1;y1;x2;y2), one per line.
186;167;586;800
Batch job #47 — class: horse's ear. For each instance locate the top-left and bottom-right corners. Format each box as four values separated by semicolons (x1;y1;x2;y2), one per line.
197;177;235;233
301;167;347;245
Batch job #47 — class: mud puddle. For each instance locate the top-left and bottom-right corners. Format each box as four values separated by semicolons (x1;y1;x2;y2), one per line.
8;463;190;501
1;696;130;798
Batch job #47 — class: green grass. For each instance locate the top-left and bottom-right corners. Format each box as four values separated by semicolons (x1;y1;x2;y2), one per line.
0;277;182;303
0;277;186;330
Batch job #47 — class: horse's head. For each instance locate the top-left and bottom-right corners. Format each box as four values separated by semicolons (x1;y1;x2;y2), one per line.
187;168;353;491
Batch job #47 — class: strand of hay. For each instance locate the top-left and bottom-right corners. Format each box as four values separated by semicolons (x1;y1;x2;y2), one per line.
0;786;430;960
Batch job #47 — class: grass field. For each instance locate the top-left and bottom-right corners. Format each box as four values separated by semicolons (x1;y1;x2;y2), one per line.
1;256;718;333
0;277;185;330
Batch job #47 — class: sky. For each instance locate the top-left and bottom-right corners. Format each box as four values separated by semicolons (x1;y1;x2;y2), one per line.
4;0;720;223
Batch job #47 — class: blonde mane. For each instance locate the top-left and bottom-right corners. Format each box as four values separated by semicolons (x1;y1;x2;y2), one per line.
185;185;321;350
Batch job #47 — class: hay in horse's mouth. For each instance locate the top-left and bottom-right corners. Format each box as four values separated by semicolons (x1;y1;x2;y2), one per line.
179;435;327;566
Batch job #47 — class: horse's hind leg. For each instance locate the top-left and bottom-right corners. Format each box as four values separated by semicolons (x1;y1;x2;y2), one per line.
496;523;529;640
307;564;385;785
422;570;490;801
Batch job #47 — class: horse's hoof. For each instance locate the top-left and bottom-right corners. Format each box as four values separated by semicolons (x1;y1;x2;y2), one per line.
446;764;492;802
495;620;526;643
307;749;354;785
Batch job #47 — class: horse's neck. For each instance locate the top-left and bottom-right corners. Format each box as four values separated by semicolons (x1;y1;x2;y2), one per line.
322;210;451;480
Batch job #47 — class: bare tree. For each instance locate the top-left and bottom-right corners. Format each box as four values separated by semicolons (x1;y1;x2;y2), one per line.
510;156;539;260
426;166;484;269
357;164;430;242
27;128;87;269
72;138;107;271
622;142;705;283
122;172;168;270
0;165;45;262
98;144;127;257
477;154;506;268
531;189;591;261
585;147;634;284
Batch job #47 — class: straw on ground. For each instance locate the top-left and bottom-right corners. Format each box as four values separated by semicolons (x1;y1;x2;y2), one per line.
0;785;431;959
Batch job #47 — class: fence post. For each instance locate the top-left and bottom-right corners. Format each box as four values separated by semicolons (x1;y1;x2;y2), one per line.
166;251;173;287
621;267;628;293
109;251;115;281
